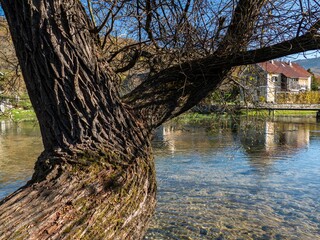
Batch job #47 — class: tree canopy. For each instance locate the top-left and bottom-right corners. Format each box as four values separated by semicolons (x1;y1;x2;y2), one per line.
81;0;320;71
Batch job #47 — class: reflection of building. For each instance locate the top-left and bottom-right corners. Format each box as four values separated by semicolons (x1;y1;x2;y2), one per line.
154;125;182;154
264;121;310;152
264;121;276;152
154;118;315;172
240;118;311;165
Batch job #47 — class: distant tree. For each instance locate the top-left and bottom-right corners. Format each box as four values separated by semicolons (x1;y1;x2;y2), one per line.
0;0;319;239
308;69;320;90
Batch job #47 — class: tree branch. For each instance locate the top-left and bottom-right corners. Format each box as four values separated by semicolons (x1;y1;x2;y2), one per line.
309;19;320;33
233;33;320;66
144;0;156;47
217;0;267;53
114;49;140;73
87;0;97;28
122;32;320;131
122;0;268;130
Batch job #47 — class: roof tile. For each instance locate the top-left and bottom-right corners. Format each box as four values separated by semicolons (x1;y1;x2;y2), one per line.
258;61;311;78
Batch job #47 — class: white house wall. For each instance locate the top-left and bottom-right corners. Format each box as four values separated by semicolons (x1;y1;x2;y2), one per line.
295;76;311;90
305;76;312;90
266;73;280;102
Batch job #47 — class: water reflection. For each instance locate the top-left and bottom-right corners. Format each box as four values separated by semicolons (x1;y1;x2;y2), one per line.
238;118;315;174
147;116;320;239
154;125;235;157
154;117;317;170
0;121;42;199
0;118;319;239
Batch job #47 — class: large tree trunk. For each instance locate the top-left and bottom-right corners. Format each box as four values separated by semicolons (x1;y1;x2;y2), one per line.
0;1;156;239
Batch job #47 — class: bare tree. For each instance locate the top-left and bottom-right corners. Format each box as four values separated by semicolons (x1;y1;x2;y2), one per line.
0;0;319;239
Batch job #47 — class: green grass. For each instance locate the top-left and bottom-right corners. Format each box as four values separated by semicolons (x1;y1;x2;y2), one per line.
0;94;36;121
16;98;33;110
274;110;317;116
240;109;317;116
0;108;318;124
173;112;228;124
174;110;318;125
10;109;37;122
0;111;11;121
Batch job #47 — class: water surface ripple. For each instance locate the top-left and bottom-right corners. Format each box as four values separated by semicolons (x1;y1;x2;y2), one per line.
0;118;319;239
146;117;320;240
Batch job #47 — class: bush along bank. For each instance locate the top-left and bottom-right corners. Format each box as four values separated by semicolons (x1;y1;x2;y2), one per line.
0;96;37;122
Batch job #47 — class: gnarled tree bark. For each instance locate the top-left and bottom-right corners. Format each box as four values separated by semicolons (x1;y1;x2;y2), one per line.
0;0;319;239
0;1;156;239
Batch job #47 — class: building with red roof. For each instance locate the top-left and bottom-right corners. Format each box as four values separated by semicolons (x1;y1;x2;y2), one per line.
240;60;312;102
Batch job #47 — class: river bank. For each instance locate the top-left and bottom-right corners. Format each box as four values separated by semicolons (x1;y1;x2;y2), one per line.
0;109;36;122
173;110;318;124
0;108;317;123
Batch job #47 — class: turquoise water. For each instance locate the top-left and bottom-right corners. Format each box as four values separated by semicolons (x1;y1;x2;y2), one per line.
0;117;319;239
145;117;320;239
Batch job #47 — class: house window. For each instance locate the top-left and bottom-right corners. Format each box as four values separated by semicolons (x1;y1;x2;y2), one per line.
272;76;278;82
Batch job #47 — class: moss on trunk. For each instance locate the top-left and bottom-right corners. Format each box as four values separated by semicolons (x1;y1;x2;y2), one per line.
0;152;156;240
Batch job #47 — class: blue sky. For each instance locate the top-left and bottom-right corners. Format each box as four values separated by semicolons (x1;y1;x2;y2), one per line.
286;51;320;61
0;4;318;60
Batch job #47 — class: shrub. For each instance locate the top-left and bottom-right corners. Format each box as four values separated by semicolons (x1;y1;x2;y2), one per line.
276;91;320;104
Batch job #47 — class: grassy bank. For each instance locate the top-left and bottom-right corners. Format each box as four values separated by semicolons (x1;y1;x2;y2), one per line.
174;110;318;124
0;95;37;122
173;112;230;124
1;108;317;123
0;109;37;122
240;109;317;116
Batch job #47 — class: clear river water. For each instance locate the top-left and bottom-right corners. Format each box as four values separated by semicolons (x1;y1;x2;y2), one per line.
0;116;319;239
